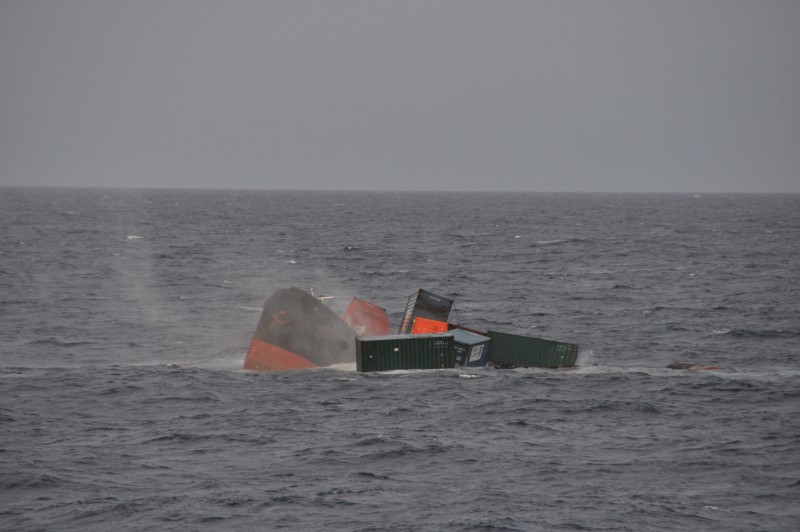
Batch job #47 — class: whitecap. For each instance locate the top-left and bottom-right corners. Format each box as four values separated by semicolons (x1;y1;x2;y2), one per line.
326;362;357;372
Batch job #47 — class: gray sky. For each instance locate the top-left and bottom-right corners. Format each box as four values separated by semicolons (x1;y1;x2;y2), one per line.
1;1;798;192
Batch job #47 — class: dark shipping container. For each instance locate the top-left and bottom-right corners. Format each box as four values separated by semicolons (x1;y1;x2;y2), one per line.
451;328;492;367
356;334;455;372
487;330;579;368
397;289;454;334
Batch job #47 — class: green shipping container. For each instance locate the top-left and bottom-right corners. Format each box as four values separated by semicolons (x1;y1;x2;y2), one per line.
487;330;578;368
356;334;455;372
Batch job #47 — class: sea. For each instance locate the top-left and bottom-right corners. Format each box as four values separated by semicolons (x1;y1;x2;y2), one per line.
1;188;798;531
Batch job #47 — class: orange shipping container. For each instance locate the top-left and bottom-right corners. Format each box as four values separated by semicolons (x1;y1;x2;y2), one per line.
343;298;391;337
411;316;449;334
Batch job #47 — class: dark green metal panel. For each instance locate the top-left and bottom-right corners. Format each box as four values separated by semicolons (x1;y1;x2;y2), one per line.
487;330;578;368
356;334;455;372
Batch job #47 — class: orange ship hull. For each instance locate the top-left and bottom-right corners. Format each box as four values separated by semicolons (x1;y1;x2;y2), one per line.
244;287;356;371
243;338;319;371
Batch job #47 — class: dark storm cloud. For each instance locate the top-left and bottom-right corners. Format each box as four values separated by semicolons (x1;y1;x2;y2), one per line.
1;1;798;192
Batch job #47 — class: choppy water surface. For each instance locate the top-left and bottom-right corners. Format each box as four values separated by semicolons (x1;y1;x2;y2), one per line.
1;189;798;530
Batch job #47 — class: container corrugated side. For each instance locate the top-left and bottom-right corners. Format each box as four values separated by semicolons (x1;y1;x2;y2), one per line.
398;289;454;333
487;330;578;368
411;316;449;334
356;334;455;372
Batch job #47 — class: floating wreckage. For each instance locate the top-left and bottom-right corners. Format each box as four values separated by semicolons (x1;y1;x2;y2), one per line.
244;287;580;372
666;362;721;371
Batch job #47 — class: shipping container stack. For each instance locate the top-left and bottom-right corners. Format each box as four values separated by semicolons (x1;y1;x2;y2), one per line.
348;288;579;372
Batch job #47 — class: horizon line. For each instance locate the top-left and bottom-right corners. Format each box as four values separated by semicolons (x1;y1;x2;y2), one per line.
2;184;799;195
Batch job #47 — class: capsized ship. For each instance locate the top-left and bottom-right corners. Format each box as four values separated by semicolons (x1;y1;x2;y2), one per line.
244;287;581;372
243;287;357;371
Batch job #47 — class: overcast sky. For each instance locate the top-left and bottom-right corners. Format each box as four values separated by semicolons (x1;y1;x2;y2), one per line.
1;1;798;192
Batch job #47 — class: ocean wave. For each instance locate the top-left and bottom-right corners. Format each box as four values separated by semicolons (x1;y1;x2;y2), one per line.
26;337;99;348
721;328;798;339
529;238;586;247
3;189;800;531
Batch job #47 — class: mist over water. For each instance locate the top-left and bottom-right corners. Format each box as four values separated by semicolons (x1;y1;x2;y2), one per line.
1;189;798;530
